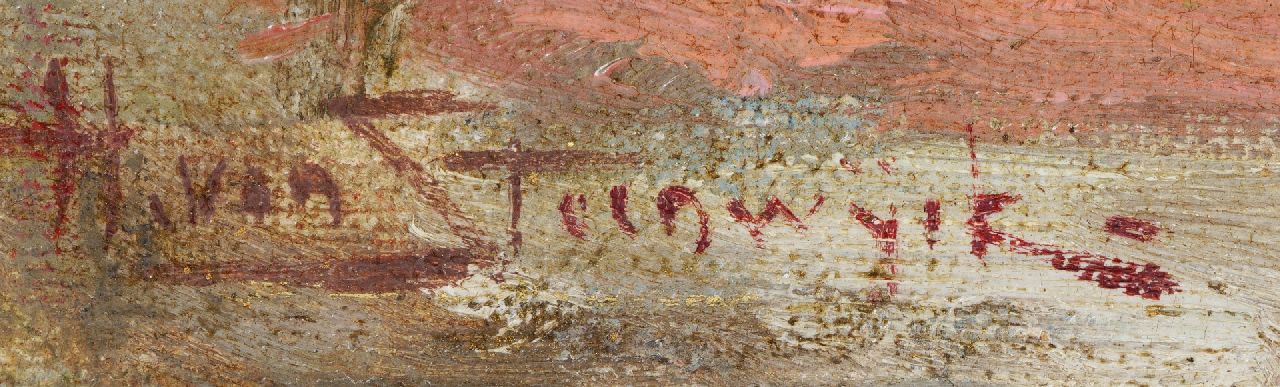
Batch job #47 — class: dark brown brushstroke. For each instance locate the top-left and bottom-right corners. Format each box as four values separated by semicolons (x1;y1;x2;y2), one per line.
340;118;492;251
506;141;524;253
323;89;494;250
98;57;126;245
141;248;489;292
147;194;173;230
11;57;133;242
41;58;85;239
178;156;227;224
240;165;272;224
442;141;644;253
287;162;343;226
324;90;491;119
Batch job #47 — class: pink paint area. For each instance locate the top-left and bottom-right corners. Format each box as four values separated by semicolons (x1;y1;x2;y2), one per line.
499;0;892;96
236;14;334;63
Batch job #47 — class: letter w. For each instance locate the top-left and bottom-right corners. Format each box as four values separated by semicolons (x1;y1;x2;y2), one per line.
727;195;825;248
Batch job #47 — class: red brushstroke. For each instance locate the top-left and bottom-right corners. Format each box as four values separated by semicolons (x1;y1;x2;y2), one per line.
506;141;523;253
42;58;84;239
923;198;941;250
966;192;1180;299
839;158;862;174
656;186;711;254
967;192;1020;265
558;193;589;240
439;138;642;253
609;185;638;236
848;202;899;258
726;195;822;248
1006;234;1180;300
1104;216;1161;242
877;158;894;174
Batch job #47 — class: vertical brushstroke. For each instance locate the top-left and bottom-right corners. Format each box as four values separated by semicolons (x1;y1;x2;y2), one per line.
240;165;272;224
966;192;1020;265
148;194;172;231
923;198;941;250
656;186;710;254
558;193;589;240
178;156;227;224
609;185;638;236
848;203;899;259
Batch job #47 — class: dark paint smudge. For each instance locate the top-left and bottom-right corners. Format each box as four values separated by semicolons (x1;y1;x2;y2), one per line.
240;165;272;224
178;156;227;224
1104;215;1161;242
558;193;589;240
287;162;343;226
325;89;490;119
610;185;638;236
143;248;490;293
656;186;711;254
147;194;173;230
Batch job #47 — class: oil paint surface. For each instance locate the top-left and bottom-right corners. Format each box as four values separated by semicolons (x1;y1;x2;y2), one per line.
2;1;1278;385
